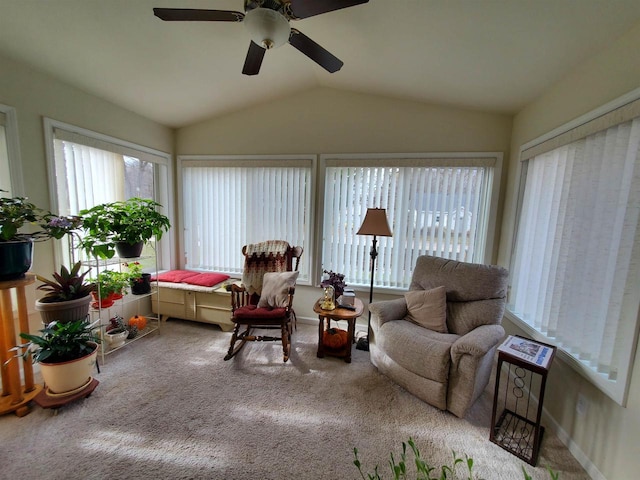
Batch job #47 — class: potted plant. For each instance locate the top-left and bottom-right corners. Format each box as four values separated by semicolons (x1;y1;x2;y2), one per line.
97;269;130;300
104;315;129;348
13;318;101;395
91;270;121;308
0;191;81;280
35;261;96;324
79;197;171;259
125;261;151;295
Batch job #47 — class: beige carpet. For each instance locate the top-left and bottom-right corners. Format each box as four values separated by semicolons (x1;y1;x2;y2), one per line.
0;319;588;479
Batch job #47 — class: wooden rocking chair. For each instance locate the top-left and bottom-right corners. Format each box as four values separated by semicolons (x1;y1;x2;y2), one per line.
224;240;303;362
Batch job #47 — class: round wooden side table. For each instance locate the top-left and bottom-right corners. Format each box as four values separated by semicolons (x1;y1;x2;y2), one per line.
314;297;364;363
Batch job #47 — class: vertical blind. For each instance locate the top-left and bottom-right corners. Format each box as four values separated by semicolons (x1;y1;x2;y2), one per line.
323;157;495;290
510;116;640;391
181;159;312;280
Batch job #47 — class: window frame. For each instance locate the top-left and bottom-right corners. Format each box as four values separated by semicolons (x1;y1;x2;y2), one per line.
317;152;503;292
177;154;316;284
43;118;174;270
506;87;640;406
0;104;24;196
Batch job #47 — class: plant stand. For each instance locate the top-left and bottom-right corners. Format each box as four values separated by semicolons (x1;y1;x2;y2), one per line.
34;378;99;415
0;274;43;417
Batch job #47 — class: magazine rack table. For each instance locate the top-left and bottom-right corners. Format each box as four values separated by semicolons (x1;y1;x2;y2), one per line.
490;335;556;466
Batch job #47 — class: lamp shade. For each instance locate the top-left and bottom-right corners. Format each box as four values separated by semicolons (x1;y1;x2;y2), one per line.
357;208;392;237
244;8;291;50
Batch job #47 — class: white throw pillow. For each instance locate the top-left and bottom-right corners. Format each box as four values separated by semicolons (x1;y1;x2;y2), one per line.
257;271;299;308
404;286;448;333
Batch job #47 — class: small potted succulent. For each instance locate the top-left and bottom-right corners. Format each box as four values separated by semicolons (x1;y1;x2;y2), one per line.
0;190;81;280
79;197;171;259
35;262;96;324
104;315;129;348
12;318;101;395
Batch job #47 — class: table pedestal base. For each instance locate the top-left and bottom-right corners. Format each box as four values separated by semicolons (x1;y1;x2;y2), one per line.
0;384;43;417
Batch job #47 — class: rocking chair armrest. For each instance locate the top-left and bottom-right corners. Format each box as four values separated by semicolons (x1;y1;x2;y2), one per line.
231;284;248;311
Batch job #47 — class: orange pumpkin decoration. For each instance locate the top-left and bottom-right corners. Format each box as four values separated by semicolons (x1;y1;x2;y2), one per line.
128;315;147;331
323;327;348;349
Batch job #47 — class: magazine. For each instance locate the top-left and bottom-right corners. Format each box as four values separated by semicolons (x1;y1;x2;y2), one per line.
497;335;554;369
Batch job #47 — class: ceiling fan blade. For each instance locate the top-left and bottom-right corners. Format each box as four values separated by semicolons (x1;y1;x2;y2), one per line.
288;0;369;19
288;29;343;73
153;8;244;22
242;41;266;76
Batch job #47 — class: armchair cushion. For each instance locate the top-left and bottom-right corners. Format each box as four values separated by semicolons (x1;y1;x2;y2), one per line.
404;286;448;333
257;271;299;308
377;320;459;382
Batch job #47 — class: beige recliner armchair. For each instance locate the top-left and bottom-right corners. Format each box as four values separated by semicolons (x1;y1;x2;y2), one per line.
369;255;508;418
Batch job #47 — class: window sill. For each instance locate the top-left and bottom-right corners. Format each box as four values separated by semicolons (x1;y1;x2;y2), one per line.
503;309;628;407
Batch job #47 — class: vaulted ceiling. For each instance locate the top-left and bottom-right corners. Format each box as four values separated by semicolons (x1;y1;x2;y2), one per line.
1;0;639;128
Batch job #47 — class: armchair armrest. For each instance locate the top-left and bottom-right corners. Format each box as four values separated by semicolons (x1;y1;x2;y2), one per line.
450;324;505;365
369;298;408;330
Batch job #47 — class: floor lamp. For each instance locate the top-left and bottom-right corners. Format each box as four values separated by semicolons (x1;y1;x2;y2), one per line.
355;208;392;351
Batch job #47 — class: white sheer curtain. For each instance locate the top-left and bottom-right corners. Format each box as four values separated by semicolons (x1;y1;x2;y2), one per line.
181;160;312;281
510;117;640;384
323;157;494;290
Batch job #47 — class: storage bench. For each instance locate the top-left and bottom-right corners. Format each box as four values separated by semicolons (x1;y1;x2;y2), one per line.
150;270;238;331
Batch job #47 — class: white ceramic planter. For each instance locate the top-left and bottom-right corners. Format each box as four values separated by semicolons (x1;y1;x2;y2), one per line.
39;342;98;394
105;329;128;349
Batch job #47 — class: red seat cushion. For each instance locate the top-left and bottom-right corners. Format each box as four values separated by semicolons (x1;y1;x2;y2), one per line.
153;270;200;283
183;272;230;287
233;305;287;320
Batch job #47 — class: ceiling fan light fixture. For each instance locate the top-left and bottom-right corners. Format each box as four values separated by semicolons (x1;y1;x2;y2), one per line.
244;7;291;49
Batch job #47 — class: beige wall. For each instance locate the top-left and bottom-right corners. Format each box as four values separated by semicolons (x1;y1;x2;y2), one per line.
498;21;640;480
176;87;513;322
0;52;174;303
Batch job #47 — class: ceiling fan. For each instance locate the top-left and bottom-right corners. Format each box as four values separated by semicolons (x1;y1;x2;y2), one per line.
153;0;369;75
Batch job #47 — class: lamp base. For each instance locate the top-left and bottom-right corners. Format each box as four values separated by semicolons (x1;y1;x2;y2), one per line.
355;336;369;351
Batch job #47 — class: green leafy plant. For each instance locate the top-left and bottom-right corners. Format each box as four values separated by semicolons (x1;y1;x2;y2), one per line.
0;190;81;242
36;261;95;303
14;318;101;364
124;261;143;281
79;197;171;259
96;269;130;296
353;438;559;480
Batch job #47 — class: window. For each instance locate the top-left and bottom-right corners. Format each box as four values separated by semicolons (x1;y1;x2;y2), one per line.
321;153;501;290
179;155;314;282
0;105;22;196
45;119;172;269
509;94;640;405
